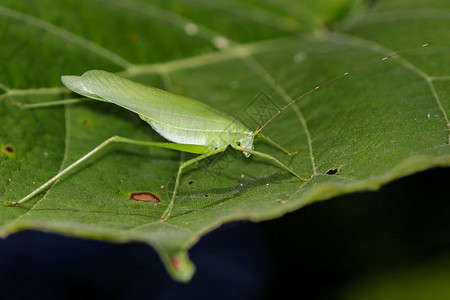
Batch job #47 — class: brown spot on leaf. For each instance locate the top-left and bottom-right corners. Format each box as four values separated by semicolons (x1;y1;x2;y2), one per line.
204;193;209;198
127;33;139;44
170;256;183;270
129;192;160;203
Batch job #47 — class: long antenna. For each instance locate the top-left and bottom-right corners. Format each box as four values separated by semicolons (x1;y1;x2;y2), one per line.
255;82;278;130
253;41;435;136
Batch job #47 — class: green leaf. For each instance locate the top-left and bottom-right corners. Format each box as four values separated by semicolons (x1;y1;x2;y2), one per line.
0;0;449;281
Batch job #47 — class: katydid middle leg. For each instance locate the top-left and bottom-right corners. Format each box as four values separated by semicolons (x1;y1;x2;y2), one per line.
161;145;228;221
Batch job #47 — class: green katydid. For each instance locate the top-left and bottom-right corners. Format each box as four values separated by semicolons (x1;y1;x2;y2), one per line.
1;70;302;221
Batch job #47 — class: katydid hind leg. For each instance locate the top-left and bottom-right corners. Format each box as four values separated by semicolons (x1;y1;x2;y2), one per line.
0;136;209;207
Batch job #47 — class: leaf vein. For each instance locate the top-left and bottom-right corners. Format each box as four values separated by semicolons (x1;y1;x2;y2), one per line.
241;56;317;175
0;5;133;68
334;33;450;144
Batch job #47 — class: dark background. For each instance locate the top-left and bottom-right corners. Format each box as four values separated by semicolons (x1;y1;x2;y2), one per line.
0;167;449;299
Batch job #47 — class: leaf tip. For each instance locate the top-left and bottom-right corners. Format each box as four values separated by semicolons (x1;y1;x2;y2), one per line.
167;252;195;282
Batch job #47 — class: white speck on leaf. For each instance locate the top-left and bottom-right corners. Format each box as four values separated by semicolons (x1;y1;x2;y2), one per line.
293;52;305;63
230;81;240;89
213;36;230;49
184;23;198;36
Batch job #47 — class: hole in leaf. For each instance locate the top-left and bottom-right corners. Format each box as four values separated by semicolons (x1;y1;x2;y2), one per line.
4;146;13;153
326;168;341;175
